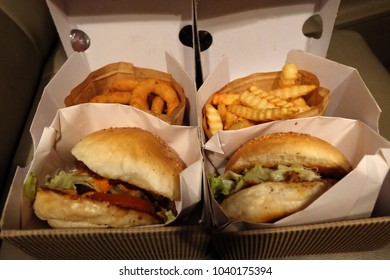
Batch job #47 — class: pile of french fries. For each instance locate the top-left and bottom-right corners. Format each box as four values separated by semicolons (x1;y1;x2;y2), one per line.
203;64;322;136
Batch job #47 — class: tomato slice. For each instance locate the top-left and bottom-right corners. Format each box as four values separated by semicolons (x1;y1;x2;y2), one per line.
88;192;155;215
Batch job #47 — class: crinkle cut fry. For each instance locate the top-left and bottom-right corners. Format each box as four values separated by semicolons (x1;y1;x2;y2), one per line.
205;103;223;135
269;84;317;100
228;104;299;122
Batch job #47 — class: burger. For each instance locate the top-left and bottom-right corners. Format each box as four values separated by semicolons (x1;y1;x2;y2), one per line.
24;127;186;228
209;132;352;223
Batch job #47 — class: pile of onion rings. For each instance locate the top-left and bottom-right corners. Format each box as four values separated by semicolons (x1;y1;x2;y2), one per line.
89;78;181;116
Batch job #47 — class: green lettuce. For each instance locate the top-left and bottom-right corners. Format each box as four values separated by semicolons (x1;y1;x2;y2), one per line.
164;210;176;223
44;171;92;190
209;165;321;201
23;172;38;201
23;171;93;201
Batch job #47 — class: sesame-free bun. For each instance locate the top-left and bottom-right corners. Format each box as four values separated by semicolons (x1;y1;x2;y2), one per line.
226;132;352;179
71;127;186;200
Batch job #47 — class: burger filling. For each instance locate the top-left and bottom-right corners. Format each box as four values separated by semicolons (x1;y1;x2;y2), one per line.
209;164;322;202
24;163;177;223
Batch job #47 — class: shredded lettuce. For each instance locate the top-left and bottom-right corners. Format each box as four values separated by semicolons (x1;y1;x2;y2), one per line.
44;171;92;190
164;210;176;223
23;171;93;201
23;172;38;201
208;173;238;201
209;165;321;201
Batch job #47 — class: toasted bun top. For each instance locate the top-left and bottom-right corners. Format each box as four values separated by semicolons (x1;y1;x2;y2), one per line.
226;132;352;179
71;127;186;200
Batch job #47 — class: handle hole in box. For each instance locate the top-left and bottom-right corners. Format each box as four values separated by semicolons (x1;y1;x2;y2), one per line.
302;14;323;39
179;25;194;48
179;25;213;52
198;30;212;51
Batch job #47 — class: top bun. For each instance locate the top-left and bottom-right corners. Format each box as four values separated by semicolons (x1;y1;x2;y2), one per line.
226;132;352;179
71;127;186;200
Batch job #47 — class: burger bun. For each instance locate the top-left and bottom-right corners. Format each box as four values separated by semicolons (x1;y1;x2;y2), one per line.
221;181;332;223
226;132;352;179
34;188;161;228
71;127;186;200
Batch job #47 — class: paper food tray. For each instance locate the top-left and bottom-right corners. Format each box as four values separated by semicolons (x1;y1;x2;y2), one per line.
203;117;390;259
1;105;210;259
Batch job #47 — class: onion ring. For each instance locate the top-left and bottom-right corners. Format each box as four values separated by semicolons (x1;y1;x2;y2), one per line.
130;79;180;115
89;91;132;104
109;79;139;92
151;95;165;115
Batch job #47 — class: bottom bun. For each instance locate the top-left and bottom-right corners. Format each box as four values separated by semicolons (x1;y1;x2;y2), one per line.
45;220;109;228
220;181;332;223
33;188;161;228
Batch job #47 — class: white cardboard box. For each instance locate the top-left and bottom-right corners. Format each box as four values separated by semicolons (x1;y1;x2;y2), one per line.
203;117;390;229
0;0;210;260
196;0;380;137
30;0;198;150
22;105;204;229
2;0;389;260
194;0;390;259
195;0;340;80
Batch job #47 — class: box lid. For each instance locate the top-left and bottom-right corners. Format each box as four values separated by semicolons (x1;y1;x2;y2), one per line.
46;0;195;78
195;0;340;80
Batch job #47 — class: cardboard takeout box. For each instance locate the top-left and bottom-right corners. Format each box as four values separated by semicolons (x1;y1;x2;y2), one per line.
29;0;198;151
0;0;210;260
23;105;204;228
1;104;209;260
2;0;390;260
195;0;341;80
203;117;390;230
195;0;390;259
205;118;390;259
196;0;380;141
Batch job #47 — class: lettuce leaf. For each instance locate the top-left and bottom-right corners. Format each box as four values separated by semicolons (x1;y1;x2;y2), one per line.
209;173;238;201
23;171;93;201
44;171;92;190
209;165;321;201
23;172;37;201
163;210;177;223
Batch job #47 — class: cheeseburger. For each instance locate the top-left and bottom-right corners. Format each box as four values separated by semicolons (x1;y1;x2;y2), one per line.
24;127;186;228
209;132;352;223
